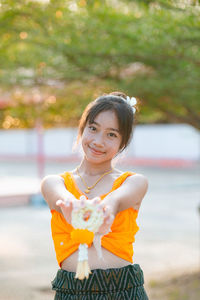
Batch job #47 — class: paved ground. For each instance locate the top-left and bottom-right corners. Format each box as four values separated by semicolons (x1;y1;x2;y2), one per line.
0;160;200;299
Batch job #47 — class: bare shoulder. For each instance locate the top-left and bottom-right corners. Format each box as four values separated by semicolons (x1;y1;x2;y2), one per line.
118;173;148;211
128;173;148;189
114;168;148;189
112;168;124;178
127;173;148;198
41;174;64;194
41;174;64;210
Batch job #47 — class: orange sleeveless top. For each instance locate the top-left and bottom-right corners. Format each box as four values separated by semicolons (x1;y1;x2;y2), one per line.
51;171;139;267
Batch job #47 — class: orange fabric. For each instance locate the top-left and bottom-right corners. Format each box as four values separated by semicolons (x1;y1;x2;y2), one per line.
70;229;94;245
51;171;139;267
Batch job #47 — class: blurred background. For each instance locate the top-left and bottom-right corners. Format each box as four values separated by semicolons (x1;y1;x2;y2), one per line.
0;0;200;299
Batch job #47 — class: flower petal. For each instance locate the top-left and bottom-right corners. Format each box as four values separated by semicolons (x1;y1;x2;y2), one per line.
132;107;136;114
130;97;137;106
126;96;131;105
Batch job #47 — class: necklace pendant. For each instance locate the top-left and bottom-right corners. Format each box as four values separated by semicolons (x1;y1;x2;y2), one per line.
85;189;90;194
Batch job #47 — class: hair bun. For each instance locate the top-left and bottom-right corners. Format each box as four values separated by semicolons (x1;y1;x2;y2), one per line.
109;91;127;100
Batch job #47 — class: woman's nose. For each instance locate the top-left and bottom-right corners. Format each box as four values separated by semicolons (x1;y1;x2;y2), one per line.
93;133;104;146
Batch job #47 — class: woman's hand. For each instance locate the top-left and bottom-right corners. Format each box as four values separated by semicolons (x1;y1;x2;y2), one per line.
57;195;114;234
89;197;114;235
97;207;114;235
56;196;96;224
56;196;77;224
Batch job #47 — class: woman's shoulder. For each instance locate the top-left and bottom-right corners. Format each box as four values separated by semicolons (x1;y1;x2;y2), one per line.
115;171;148;211
41;174;64;185
41;174;65;212
112;168;142;179
112;168;123;177
113;168;148;190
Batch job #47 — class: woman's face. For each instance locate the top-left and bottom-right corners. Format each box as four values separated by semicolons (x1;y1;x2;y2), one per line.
81;110;122;164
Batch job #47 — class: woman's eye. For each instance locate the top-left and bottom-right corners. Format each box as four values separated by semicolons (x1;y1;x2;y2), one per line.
89;126;96;131
108;132;117;138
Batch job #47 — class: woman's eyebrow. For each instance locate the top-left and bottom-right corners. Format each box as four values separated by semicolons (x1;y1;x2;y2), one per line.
91;121;119;132
107;128;119;132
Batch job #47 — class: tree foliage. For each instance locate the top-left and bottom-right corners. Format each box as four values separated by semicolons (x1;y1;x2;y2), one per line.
0;0;199;129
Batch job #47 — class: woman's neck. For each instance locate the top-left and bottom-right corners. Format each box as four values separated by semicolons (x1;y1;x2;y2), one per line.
78;158;113;176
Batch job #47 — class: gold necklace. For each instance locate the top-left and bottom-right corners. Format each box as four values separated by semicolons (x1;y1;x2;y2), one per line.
76;167;113;194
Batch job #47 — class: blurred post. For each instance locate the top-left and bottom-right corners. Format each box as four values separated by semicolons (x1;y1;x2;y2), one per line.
198;204;200;270
35;118;45;180
30;118;46;206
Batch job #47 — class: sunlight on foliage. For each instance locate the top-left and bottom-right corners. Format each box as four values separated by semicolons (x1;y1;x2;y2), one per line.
0;0;199;129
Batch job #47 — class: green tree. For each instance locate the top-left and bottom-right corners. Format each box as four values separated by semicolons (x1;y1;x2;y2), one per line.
0;0;199;129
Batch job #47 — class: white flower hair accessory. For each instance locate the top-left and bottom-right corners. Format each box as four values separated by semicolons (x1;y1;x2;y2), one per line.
125;96;137;114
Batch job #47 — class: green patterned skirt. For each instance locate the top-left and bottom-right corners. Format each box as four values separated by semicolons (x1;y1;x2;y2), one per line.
52;264;149;300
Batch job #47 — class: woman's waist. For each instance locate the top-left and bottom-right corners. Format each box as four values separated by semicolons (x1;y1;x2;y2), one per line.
52;264;145;293
61;245;131;272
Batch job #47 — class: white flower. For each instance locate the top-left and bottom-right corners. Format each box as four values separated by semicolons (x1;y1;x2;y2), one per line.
126;96;137;113
71;197;104;232
132;106;136;114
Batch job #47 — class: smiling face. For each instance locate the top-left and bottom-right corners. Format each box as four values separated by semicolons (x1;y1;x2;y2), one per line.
81;110;122;164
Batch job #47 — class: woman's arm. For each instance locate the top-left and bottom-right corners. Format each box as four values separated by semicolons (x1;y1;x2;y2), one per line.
41;175;76;212
102;174;148;213
41;175;114;230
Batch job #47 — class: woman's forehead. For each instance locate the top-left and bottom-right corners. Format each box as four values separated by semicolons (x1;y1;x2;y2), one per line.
89;110;119;129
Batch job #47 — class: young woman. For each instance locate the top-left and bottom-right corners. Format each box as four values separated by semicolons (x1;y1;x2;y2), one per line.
41;91;149;299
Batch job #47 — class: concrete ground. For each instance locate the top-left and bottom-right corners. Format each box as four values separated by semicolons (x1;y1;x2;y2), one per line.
0;160;200;299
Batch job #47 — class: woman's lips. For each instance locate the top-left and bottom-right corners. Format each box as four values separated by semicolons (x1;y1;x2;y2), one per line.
89;146;105;155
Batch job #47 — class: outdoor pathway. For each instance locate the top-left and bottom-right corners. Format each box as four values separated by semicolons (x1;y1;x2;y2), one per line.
0;162;199;299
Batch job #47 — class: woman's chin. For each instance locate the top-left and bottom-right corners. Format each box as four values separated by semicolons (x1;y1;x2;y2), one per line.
84;153;110;165
85;156;105;164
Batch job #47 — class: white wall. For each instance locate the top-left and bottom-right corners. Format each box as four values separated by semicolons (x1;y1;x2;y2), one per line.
0;124;199;161
128;124;199;160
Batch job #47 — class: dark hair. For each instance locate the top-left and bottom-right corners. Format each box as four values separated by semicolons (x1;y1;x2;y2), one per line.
78;91;136;152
